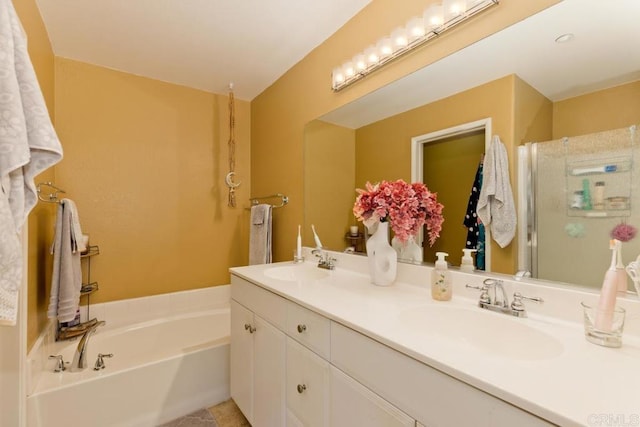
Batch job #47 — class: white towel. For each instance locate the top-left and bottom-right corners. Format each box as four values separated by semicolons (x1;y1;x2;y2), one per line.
249;204;272;265
47;200;83;323
476;135;517;248
0;189;22;326
0;0;63;326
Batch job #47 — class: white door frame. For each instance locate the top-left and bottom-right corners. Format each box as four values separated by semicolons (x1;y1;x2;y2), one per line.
411;118;492;271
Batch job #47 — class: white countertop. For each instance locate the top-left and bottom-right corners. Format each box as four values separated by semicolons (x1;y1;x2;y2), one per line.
230;251;640;427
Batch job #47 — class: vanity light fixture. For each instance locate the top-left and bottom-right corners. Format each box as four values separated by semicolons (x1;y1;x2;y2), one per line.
331;0;499;91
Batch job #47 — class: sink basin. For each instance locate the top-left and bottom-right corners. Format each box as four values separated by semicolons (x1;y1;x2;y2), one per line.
263;265;329;282
398;305;564;360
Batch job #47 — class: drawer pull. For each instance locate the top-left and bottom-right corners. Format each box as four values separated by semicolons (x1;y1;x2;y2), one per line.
297;384;307;394
297;324;307;333
244;323;256;333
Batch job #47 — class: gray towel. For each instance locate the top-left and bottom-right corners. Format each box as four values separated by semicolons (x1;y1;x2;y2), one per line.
476;135;517;248
249;204;272;265
47;200;83;322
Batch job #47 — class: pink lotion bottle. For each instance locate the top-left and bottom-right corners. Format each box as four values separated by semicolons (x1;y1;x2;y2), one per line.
594;240;619;332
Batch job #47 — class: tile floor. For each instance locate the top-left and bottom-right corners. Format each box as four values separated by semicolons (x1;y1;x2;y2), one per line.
160;399;250;427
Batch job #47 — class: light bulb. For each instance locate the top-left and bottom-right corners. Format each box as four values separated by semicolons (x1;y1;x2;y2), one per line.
332;67;345;88
406;17;426;43
443;0;467;22
376;37;393;59
391;27;408;52
423;4;444;31
364;46;379;66
342;62;355;78
353;54;367;72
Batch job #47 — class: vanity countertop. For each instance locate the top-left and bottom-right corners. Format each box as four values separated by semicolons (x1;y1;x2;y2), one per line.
230;254;640;427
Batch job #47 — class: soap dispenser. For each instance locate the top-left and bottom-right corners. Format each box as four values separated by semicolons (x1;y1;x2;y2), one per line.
431;252;452;301
460;248;477;273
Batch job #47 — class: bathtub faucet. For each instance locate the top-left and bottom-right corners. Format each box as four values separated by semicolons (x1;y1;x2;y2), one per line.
71;320;105;372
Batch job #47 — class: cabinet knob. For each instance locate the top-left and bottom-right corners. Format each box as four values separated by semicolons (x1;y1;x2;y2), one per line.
244;323;256;333
297;324;307;333
297;384;307;394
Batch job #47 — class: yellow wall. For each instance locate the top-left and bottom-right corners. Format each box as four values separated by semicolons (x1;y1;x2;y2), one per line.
251;0;560;263
552;80;640;139
12;0;58;350
304;121;356;251
53;58;251;303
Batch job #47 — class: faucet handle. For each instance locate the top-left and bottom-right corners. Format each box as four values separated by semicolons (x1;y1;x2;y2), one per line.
465;283;490;305
48;355;66;372
511;292;544;312
94;353;114;371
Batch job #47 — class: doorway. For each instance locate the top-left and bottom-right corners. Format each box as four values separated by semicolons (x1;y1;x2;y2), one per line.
411;118;492;269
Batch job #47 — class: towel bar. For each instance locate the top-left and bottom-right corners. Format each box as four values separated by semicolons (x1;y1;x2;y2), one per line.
248;193;288;209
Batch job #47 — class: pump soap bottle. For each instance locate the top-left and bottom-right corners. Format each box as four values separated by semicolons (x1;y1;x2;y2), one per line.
460;248;477;273
431;252;452;301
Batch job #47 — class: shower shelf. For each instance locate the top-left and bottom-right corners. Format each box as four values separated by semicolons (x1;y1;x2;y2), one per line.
57;244;101;341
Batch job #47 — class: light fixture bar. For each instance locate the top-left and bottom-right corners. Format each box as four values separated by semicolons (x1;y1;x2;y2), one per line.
332;0;499;92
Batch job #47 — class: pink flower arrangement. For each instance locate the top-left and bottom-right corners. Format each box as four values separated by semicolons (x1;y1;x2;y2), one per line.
353;179;444;246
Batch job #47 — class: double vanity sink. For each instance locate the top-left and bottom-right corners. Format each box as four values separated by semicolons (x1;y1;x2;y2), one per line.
231;250;640;426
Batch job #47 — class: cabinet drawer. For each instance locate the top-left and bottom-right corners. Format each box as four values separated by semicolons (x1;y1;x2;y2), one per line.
330;366;414;427
286;301;331;359
331;322;554;427
231;275;286;330
286;338;330;427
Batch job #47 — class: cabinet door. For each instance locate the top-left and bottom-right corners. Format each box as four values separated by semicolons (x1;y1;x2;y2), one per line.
286;338;330;427
230;300;255;424
330;366;415;427
253;314;286;427
230;300;254;424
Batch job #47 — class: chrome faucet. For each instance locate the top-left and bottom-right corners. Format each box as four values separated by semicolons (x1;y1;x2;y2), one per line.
71;320;105;372
466;279;543;318
311;248;336;270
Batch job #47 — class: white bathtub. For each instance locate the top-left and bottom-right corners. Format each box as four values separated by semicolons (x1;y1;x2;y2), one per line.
27;287;231;427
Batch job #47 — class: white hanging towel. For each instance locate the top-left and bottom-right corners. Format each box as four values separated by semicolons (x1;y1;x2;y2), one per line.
0;0;63;326
249;204;272;265
47;199;83;323
476;135;517;248
0;190;22;325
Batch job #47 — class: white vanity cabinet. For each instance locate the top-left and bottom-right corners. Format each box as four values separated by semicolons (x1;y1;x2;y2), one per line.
231;272;554;427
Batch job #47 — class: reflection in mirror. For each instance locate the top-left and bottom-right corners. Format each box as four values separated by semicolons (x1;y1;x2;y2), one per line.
304;0;640;291
519;125;639;290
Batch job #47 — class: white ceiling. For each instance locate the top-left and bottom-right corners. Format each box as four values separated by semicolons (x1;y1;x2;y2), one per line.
35;0;371;100
321;0;640;129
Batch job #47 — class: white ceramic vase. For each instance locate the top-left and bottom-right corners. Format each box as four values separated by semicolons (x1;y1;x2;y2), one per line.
366;221;397;286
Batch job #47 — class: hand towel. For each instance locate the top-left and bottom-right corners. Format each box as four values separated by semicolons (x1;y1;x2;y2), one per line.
476;135;517;248
0;0;63;326
249;204;272;265
47;200;83;323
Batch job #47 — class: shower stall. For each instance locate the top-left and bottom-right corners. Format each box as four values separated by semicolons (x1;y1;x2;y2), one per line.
517;125;639;290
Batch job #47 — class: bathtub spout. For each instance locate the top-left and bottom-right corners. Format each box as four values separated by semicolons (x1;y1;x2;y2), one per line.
71;320;105;372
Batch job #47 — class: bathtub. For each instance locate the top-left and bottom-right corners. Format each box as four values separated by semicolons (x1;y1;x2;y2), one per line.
27;286;231;427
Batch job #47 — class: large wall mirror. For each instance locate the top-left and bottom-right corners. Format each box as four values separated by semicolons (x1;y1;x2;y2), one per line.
303;0;640;291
